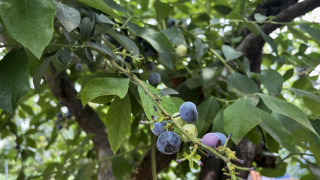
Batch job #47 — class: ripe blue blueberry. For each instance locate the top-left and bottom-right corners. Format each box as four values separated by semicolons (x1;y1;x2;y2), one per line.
179;102;198;123
202;133;221;149
65;112;72;119
125;56;133;65
75;62;82;71
143;43;155;57
145;61;155;71
167;18;177;28
157;131;181;154
214;132;227;146
152;121;166;136
148;72;161;87
56;113;63;118
56;124;63;130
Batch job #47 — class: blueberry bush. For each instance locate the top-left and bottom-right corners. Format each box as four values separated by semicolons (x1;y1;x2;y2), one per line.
1;0;320;180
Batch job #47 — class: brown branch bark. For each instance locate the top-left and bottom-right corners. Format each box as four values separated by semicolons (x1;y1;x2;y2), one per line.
237;0;320;73
44;65;114;180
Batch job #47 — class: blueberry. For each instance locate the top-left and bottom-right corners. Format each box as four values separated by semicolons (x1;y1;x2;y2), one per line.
202;133;221;149
167;18;177;28
75;62;82;71
182;124;198;141
125;56;133;65
152;121;166;136
56;124;63;130
157;131;181;154
214;132;227;146
65;112;72;119
176;45;187;57
148;72;161;87
179;102;198;123
135;36;144;44
143;43;155;57
56;113;63;118
172;113;186;127
58;100;64;106
145;61;155;71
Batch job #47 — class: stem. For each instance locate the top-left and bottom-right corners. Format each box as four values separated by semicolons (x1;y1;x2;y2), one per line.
209;48;234;73
213;96;237;103
227;162;237;180
151;135;157;180
81;45;250;179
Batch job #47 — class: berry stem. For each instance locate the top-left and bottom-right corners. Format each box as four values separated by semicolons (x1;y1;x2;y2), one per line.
88;46;241;180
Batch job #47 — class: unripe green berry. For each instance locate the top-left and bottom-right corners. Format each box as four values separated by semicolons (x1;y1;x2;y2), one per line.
172;113;186;127
176;45;187;57
182;124;198;141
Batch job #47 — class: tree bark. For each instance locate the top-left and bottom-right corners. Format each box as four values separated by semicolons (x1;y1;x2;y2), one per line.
44;65;115;180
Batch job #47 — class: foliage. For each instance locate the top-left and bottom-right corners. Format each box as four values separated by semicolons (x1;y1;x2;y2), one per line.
0;0;320;179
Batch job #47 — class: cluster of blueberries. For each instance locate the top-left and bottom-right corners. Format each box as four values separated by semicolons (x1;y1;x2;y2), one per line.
55;100;73;130
151;102;227;155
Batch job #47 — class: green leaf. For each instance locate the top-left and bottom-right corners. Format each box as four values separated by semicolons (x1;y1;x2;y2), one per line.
80;17;94;42
107;31;139;56
255;24;278;55
27;137;37;148
169;97;185;110
158;52;173;70
20;104;34;116
222;45;243;61
84;42;116;58
56;48;72;66
290;88;320;103
33;56;55;90
162;28;186;45
154;0;172;25
159;88;179;97
224;97;262;144
201;67;223;88
103;0;128;14
246;127;261;145
304;97;320;115
212;105;227;135
258;109;296;153
283;68;294;82
85;163;95;180
194;39;208;59
258;93;318;137
138;83;178;120
260;162;287;177
185;76;202;89
96;14;115;25
26;48;41;76
54;2;81;33
194;97;220;137
300;24;320;42
81;78;130;107
254;13;268;23
226;72;259;97
307;161;320;179
287;26;312;42
105;94;131;154
76;0;123;22
0;47;30;114
127;22;175;53
272;112;302;132
253;69;283;96
112;155;132;180
0;0;56;58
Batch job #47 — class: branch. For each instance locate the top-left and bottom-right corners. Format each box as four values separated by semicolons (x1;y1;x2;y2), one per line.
237;0;320;56
44;65;115;180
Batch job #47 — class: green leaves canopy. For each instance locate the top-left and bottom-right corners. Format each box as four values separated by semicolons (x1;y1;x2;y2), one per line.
0;0;56;58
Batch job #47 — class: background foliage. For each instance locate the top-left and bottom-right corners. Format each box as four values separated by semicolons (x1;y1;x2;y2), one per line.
1;0;320;179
